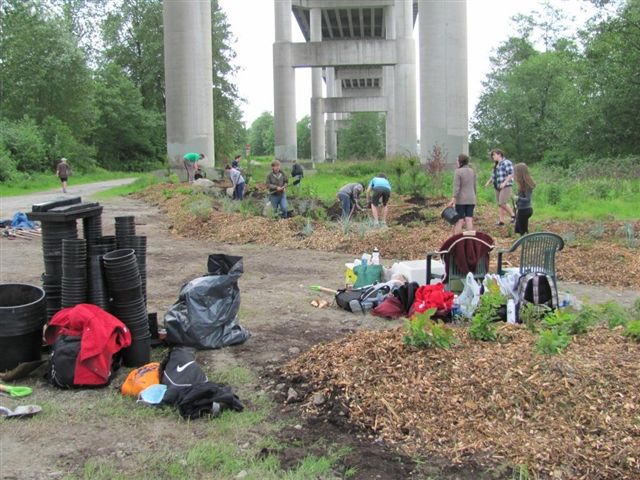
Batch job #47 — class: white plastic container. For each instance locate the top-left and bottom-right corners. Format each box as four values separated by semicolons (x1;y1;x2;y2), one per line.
371;248;380;265
507;299;516;324
391;259;445;285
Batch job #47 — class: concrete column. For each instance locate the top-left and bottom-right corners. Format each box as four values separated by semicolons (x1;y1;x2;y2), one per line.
325;67;337;161
310;8;325;163
273;0;297;160
384;5;396;157
163;0;214;171
419;0;468;165
393;0;417;156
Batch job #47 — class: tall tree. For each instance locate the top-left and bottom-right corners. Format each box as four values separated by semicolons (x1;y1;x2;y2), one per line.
0;0;94;138
296;115;311;159
248;112;275;156
337;113;385;160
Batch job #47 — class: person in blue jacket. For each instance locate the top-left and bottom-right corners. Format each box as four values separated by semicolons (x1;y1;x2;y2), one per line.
366;173;392;226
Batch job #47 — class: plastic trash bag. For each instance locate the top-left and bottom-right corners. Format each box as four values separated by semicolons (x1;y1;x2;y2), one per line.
458;272;481;318
483;273;519;299
164;254;251;349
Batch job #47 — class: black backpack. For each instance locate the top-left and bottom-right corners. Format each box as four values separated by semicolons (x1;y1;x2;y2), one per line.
335;283;391;313
516;272;558;320
161;347;208;389
48;335;81;388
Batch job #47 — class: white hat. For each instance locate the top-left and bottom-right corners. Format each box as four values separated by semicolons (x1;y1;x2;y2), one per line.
61;157;67;162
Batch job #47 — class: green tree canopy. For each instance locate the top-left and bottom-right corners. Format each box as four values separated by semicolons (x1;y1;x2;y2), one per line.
248;112;275;156
337;112;385;160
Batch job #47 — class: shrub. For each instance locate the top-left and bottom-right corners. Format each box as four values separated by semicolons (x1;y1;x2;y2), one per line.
598;301;630;329
546;184;562;205
404;309;458;349
188;196;213;220
0;117;46;173
536;328;571;355
301;219;314;237
469;286;504;342
624;320;640;342
519;302;552;333
0;146;19;182
543;308;593;335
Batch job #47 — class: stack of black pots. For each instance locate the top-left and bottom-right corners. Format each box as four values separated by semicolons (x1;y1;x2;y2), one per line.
41;221;78;320
61;239;87;308
102;248;150;367
118;235;147;302
87;242;112;311
115;216;136;247
82;216;103;248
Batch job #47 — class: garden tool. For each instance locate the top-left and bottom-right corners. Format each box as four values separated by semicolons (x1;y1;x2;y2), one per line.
309;285;337;295
0;405;42;419
0;384;33;398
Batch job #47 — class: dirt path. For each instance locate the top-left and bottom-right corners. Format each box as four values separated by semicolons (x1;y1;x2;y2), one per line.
0;192;638;479
0;178;136;219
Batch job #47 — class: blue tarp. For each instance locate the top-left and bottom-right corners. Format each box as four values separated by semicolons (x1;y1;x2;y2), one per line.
11;212;37;230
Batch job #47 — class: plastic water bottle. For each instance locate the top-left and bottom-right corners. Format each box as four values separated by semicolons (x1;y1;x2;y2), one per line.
371;247;380;265
507;299;516;324
361;253;368;267
452;295;461;318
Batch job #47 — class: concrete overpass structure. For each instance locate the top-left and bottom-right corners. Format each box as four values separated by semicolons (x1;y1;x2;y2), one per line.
273;0;468;165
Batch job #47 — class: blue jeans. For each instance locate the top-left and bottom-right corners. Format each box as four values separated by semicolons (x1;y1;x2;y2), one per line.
268;193;288;218
337;192;352;218
233;182;245;200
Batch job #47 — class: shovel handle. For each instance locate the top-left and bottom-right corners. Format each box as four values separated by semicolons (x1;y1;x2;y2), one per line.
0;384;33;398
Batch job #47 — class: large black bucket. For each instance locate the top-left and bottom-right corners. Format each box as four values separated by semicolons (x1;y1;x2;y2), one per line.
0;284;47;372
441;206;461;226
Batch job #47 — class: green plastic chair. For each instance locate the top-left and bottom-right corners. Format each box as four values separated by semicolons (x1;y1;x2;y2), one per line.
427;231;495;293
496;232;565;304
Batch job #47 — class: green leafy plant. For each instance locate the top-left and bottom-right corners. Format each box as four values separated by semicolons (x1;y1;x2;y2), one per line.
168;172;180;184
621;222;637;248
519;302;552;333
469;283;504;342
598;301;630;329
301;219;314;237
624;320;640;342
546;184;562;205
404;309;458;349
535;328;571;355
543;308;593;335
188;196;212;221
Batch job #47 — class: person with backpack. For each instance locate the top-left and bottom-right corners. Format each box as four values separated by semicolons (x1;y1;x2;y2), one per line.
366;173;392;227
446;153;476;235
484;149;515;226
513;163;536;235
291;159;304;188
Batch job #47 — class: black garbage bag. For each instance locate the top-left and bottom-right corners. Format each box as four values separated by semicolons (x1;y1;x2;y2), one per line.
164;254;251;349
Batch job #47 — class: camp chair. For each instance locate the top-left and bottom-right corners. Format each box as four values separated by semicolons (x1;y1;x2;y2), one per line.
496;232;564;305
426;231;495;292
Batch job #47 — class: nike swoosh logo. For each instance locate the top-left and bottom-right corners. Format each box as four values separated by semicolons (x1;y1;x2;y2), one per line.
175;361;195;373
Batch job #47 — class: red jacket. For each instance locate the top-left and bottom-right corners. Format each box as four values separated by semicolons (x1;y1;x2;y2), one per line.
45;304;131;385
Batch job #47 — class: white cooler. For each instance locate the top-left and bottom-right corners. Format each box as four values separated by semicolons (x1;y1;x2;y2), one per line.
391;259;445;286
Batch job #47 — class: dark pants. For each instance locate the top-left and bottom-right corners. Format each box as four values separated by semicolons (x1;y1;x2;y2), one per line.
337;192;352;218
515;207;533;235
233;182;245;200
268;193;288;218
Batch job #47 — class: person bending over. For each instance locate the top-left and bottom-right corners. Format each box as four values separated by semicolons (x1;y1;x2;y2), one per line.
366;173;392;226
336;183;364;220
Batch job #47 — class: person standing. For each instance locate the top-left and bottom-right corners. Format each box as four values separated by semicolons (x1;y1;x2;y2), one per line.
231;155;241;170
446;154;476;235
513;163;536;236
485;149;515;226
225;164;246;200
56;157;71;193
336;183;364;219
291;159;304;187
183;152;204;183
366;173;392;226
266;160;288;218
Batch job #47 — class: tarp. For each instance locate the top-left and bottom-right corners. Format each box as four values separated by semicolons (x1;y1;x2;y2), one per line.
164;254;251;349
11;212;37;229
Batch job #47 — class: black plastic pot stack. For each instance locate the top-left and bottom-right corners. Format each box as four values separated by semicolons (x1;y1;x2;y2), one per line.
115;216;136;249
102;248;150;367
41;221;78;320
118;235;148;302
86;243;112;312
82;216;103;248
61;239;88;308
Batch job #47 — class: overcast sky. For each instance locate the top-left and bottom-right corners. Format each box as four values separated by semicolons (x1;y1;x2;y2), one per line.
218;0;596;127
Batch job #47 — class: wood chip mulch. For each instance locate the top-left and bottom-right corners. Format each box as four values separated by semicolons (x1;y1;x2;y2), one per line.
282;325;640;479
135;183;640;288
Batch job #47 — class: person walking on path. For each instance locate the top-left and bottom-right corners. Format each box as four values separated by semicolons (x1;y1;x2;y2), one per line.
485;149;515;226
183;152;204;183
266;160;288;218
291;159;304;188
336;183;364;220
446;154;476;235
225;164;246;200
513;163;536;236
56;158;71;193
366;173;392;226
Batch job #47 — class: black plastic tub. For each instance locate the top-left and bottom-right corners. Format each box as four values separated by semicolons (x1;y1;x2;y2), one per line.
0;284;46;372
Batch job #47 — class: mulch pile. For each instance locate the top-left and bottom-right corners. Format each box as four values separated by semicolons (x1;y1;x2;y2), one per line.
136;183;640;288
282;325;640;479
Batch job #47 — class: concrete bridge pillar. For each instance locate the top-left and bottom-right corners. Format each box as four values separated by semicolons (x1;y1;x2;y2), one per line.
310;8;326;163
